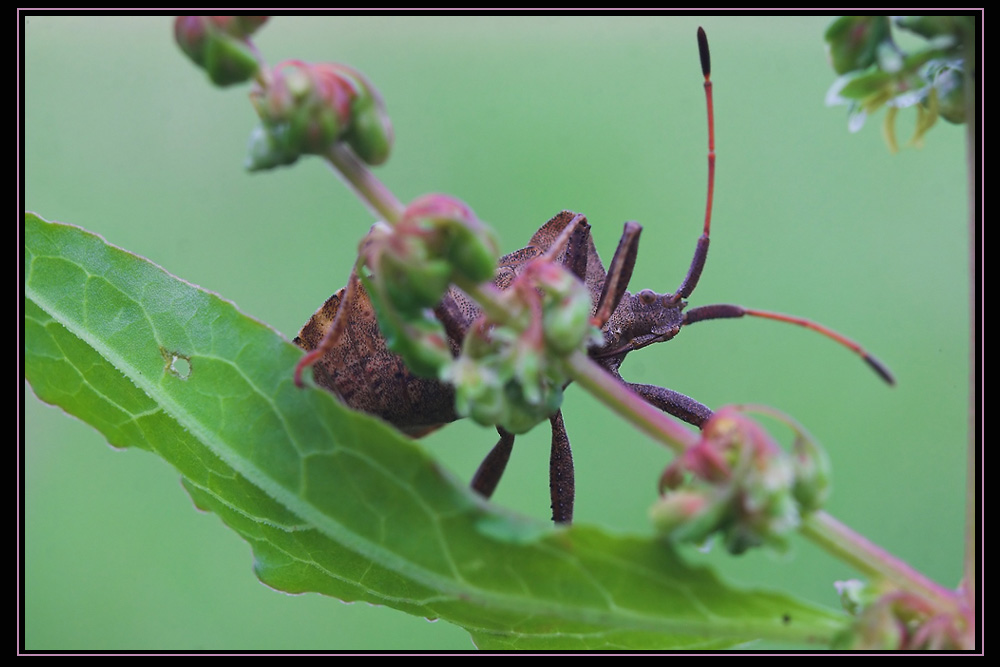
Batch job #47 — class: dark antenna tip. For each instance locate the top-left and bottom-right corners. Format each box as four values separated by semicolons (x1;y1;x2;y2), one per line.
697;27;711;78
864;354;896;386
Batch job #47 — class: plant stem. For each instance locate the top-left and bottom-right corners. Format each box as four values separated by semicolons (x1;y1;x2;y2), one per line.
248;40;272;89
801;511;960;612
563;350;699;455
324;143;405;224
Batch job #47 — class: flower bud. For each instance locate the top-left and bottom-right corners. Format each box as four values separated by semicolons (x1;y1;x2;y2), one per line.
244;124;299;170
362;195;498;327
929;61;967;124
511;342;543;406
383;308;453;378
541;276;596;355
446;221;501;285
401;194;500;285
174;16;208;64
175;16;264;87
379;243;453;315
499;380;564;435
445;352;506;427
791;431;832;512
649;489;724;544
215;16;269;39
338;68;394;166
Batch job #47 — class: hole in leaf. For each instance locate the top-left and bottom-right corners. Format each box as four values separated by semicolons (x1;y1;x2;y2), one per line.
160;347;192;380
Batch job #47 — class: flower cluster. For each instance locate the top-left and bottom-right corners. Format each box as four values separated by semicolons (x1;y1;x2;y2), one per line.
650;406;831;554
824;16;971;151
358;194;499;377
248;61;393;170
360;195;599;435
833;580;969;649
442;256;600;434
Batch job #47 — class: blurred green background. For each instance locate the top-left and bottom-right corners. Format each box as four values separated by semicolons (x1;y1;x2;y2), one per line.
24;16;970;650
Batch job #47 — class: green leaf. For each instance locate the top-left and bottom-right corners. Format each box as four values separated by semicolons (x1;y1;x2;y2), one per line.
837;69;894;101
24;212;846;649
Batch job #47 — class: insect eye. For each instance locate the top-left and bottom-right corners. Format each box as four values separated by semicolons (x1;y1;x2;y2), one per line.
638;289;656;305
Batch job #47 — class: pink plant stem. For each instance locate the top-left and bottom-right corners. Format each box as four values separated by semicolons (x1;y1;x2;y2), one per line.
325;143;405;225
564;350;699;455
801;511;960;612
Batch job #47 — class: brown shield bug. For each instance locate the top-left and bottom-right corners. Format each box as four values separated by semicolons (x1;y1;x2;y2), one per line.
293;28;893;524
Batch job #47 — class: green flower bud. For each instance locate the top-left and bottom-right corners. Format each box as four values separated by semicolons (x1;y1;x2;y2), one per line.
340;71;394;166
244;123;300;171
379;249;452;315
542;285;595;355
446;356;506;427
445;315;566;435
466;386;506;427
174;16;262;87
791;432;832;512
649;489;721;542
401;194;500;285
202;30;259;86
443;221;500;285
386;313;453;378
511;343;543;406
358;271;452;378
499;379;563;435
929;61;967;124
174;16;209;65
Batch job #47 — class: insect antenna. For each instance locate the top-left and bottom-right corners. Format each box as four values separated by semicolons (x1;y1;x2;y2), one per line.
682;304;896;385
672;26;714;303
673;29;894;387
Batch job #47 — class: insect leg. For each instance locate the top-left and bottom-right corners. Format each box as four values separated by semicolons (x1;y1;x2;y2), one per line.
593;222;642;328
626;382;713;428
470;428;515;499
561;215;592;282
434;290;477;355
548;410;575;524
